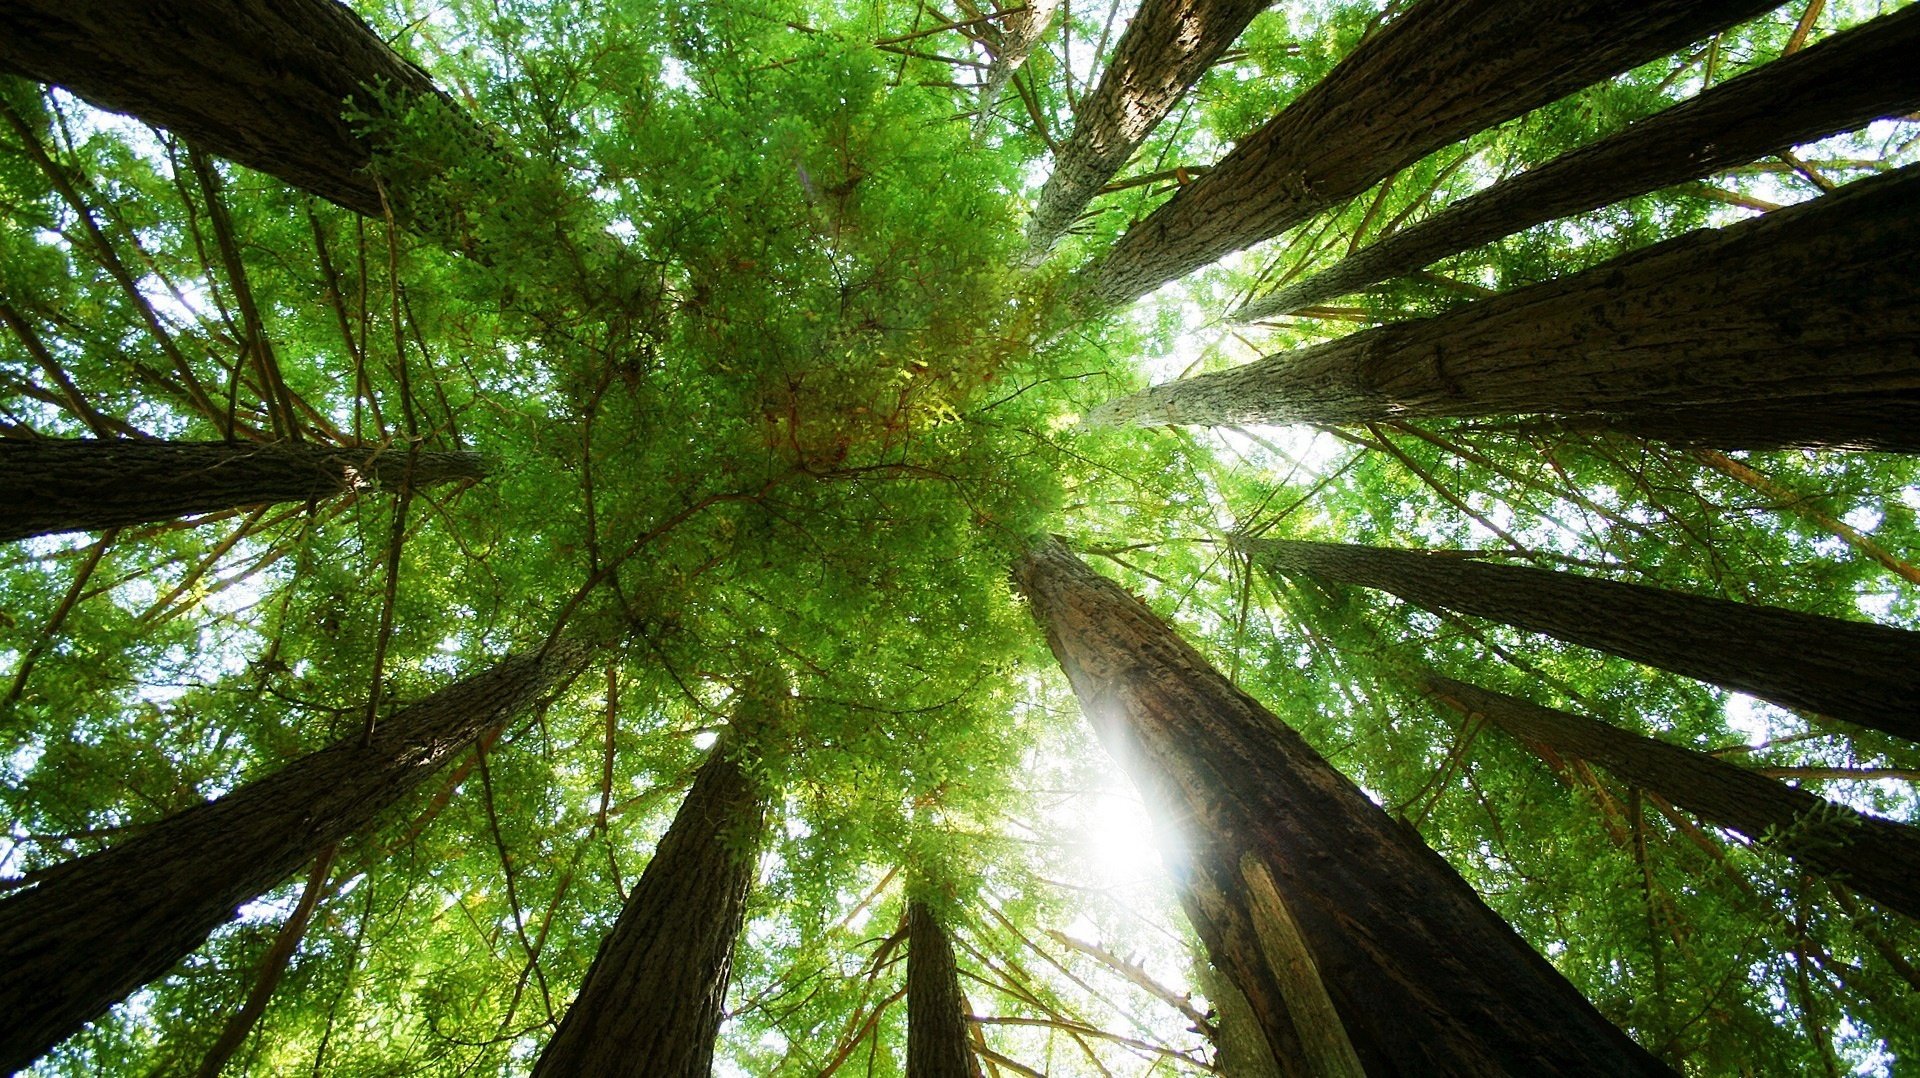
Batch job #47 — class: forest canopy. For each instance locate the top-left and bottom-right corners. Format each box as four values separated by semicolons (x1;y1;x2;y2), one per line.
1;0;1917;1074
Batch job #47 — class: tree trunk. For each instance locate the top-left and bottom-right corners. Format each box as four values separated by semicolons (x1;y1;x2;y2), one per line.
1244;537;1920;742
0;637;591;1074
1415;671;1920;920
0;0;482;226
1079;0;1780;307
1090;163;1920;447
0;439;486;543
1013;538;1671;1076
1021;0;1268;260
532;739;769;1078
975;0;1060;139
907;899;982;1078
1551;391;1920;455
1234;5;1920;320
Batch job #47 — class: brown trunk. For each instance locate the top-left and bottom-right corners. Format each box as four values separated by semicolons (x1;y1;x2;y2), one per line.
1244;537;1920;741
532;739;769;1078
1013;538;1671;1076
1080;0;1780;307
1091;164;1920;446
0;0;482;226
0;439;486;543
1417;672;1920;920
1022;0;1268;259
1235;5;1920;319
907;899;982;1078
1557;392;1920;455
0;637;590;1074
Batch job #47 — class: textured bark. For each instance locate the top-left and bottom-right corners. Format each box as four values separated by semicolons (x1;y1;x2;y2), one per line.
907;899;982;1078
1559;392;1920;455
1013;538;1670;1076
1418;672;1920;920
1235;5;1920;320
1080;0;1780;307
0;439;486;542
0;0;481;224
533;741;769;1078
1091;164;1920;445
0;638;591;1074
975;0;1060;139
1021;0;1268;260
1245;537;1920;742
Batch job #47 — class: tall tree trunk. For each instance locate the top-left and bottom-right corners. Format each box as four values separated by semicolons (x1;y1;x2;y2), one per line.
0;637;590;1074
1415;671;1920;920
1550;392;1920;455
1090;164;1920;447
0;439;486;543
975;0;1060;139
1079;0;1780;307
907;899;982;1078
1013;538;1671;1076
1021;0;1268;260
532;738;770;1078
1243;537;1920;742
1234;5;1920;320
0;0;483;226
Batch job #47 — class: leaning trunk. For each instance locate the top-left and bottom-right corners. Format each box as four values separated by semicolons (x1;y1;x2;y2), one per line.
1022;0;1267;260
1092;164;1920;449
1013;538;1670;1076
0;0;485;227
533;738;769;1078
907;899;982;1078
0;439;487;543
1417;671;1920;921
0;636;590;1074
1244;537;1920;742
1235;5;1920;319
974;0;1060;139
1081;0;1779;306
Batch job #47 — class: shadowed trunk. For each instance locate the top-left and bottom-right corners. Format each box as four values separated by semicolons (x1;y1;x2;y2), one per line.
0;637;591;1075
1244;537;1920;742
0;439;487;543
533;738;769;1078
1092;164;1920;447
1235;5;1920;320
1080;0;1779;307
1022;0;1268;260
907;899;982;1078
1553;392;1920;455
0;0;486;228
1415;672;1920;920
1013;538;1671;1076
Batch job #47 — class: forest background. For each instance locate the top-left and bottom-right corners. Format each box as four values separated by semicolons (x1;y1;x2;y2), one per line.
1;0;1917;1073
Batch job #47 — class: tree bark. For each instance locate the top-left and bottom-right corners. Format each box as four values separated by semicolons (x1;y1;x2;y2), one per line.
1551;391;1920;455
1079;0;1780;307
0;0;483;226
907;899;982;1078
975;0;1060;139
0;439;486;543
1090;163;1920;448
1021;0;1268;260
1234;5;1920;320
0;637;591;1075
1416;671;1920;921
1013;537;1671;1076
532;738;769;1078
1244;537;1920;742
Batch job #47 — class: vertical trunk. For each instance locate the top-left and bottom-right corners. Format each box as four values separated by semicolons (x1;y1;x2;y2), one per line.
1243;537;1920;742
0;637;590;1074
975;0;1061;138
1090;164;1920;447
0;0;482;225
1013;538;1670;1076
0;439;487;543
532;739;769;1078
1415;671;1920;920
1234;5;1920;320
1022;0;1268;260
907;899;982;1078
1080;0;1780;307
